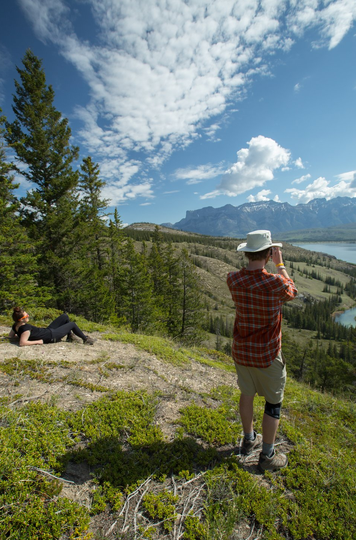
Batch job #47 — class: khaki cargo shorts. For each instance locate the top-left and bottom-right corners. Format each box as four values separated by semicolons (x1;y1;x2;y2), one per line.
235;350;286;404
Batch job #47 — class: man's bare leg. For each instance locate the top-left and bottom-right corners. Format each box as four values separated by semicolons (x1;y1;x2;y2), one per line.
262;413;279;445
239;394;254;434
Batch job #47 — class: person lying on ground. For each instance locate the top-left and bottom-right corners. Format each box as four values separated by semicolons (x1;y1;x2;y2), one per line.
9;307;95;347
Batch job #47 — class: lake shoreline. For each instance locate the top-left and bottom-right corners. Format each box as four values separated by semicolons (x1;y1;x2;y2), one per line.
292;242;356;266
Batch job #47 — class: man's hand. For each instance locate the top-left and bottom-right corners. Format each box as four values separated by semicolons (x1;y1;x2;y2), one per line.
271;247;283;267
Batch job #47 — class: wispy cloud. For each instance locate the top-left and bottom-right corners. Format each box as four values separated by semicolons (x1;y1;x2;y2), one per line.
172;163;226;185
292;173;311;185
17;0;356;203
102;180;154;206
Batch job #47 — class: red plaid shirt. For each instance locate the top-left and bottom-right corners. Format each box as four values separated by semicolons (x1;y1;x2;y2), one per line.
227;268;298;368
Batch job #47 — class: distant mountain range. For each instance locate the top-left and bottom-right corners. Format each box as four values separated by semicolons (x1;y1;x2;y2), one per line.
162;197;356;237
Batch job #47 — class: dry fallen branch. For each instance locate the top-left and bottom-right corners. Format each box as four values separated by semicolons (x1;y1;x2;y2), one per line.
133;482;151;537
8;386;64;407
29;466;75;484
119;474;154;533
176;482;206;539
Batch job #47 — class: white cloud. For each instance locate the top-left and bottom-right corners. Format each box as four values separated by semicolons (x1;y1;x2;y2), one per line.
285;173;356;203
294;82;302;93
287;0;356;49
203;135;290;198
203;123;222;142
200;189;222;200
102;180;154;206
336;170;356;182
173;163;226;185
292;173;311;184
319;0;356;49
294;157;305;168
17;0;356;201
247;189;272;202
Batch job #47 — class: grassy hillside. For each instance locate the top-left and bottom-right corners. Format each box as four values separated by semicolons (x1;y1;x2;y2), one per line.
1;229;356;539
0;318;355;540
126;223;356;352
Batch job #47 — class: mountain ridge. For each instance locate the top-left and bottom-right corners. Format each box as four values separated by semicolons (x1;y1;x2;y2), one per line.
162;197;356;237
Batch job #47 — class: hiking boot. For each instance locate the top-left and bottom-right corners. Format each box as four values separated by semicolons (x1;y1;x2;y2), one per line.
241;432;262;455
66;332;81;343
258;450;288;472
83;336;95;345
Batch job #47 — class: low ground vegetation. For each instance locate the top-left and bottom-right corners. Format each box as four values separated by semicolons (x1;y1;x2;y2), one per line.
1;314;355;540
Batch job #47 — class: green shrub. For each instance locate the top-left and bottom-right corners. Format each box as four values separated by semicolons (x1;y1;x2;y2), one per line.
178;403;241;445
143;490;179;532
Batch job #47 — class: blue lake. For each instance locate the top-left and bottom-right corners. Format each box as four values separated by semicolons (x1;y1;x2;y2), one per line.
293;242;356;327
293;242;356;265
334;308;356;328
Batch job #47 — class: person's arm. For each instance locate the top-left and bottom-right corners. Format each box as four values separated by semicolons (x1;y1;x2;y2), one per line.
9;329;17;339
271;247;298;300
271;247;291;279
19;330;44;347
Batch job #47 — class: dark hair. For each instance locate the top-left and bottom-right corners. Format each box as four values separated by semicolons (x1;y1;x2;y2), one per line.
12;307;26;322
245;247;271;262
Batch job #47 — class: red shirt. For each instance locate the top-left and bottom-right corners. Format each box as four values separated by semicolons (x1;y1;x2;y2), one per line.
227;268;298;368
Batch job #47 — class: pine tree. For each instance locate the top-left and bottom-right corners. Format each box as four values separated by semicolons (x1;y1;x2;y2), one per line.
161;242;181;335
108;209;127;322
69;157;113;321
178;249;204;343
148;226;167;310
119;239;156;332
77;156;110;269
5;50;79;301
0;112;44;310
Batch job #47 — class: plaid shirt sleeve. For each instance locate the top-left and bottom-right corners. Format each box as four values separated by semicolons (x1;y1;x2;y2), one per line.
227;268;298;368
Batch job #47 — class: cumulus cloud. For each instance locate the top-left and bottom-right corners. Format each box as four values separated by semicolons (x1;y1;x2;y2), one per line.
247;189;272;202
285;172;356;203
17;0;356;203
202;135;290;199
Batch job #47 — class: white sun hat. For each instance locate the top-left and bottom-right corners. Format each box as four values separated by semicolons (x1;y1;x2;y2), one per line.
237;230;282;252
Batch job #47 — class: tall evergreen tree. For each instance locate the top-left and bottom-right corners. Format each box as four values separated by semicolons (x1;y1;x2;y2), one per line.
119;239;156;332
69;157;114;320
77;156;110;269
0;113;43;310
5;50;79;301
177;249;204;343
108;209;127;321
161;242;182;335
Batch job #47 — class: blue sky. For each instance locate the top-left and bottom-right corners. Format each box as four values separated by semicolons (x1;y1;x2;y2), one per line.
1;0;355;226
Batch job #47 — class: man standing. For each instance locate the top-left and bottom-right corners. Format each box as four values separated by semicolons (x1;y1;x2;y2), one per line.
227;230;298;472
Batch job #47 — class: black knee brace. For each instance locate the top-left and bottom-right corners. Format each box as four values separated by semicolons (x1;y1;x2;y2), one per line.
265;401;282;419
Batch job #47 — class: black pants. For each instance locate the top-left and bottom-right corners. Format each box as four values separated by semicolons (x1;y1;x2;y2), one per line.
47;314;87;342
